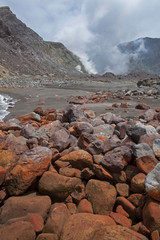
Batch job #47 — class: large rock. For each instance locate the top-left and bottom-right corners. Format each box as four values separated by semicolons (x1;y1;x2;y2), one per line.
5;146;52;195
36;120;61;140
72;122;94;135
143;197;160;232
136;155;158;174
153;139;160;159
59;150;93;170
78;132;104;155
145;162;160;201
92;225;148;240
0;192;51;224
132;143;154;159
85;179;117;215
0;221;36;240
126;126;146;143
63;105;87;123
94;124;114;138
43;203;70;237
60;213;116;240
17;112;41;123
130;173;146;193
140;109;156;122
39;172;82;201
0;134;28;171
100;146;132;172
50;129;71;152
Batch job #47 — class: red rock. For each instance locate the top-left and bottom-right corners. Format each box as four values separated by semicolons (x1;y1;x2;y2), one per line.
39;171;82;201
59;150;93;170
0;166;6;185
46;113;57;121
77;199;93;214
112;103;119;108
125;165;140;183
28;213;44;233
34;107;44;116
72;122;94;135
127;194;145;207
130;173;146;193
71;184;85;203
60;213;116;240
116;183;129;197
66;203;77;214
151;230;159;240
140;109;156;122
92;164;113;182
109;211;131;228
17;112;41;123
78;132;104;155
135;104;150;110
139;134;158;149
92;225;148;240
136;155;158;174
50;129;71;152
143;197;160;232
36;233;58;240
84;109;96;119
85;179;117;215
0;221;36;240
81;167;94;180
116;196;136;221
43;203;70;237
112;170;127;183
116;205;129;218
59;167;81;178
100;146;132;172
6;146;52;195
0;193;51;224
120;101;128;108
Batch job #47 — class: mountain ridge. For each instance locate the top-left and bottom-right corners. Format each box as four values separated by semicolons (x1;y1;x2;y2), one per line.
0;6;86;77
118;37;160;75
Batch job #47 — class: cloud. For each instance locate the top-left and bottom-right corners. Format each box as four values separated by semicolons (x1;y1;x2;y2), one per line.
1;0;160;74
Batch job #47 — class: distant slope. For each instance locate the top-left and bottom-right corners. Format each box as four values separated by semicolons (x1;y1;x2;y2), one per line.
0;6;86;76
118;37;160;75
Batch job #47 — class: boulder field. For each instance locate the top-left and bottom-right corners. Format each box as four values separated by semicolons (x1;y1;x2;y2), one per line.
0;104;160;239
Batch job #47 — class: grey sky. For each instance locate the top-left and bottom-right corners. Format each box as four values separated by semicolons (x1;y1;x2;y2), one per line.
0;0;160;74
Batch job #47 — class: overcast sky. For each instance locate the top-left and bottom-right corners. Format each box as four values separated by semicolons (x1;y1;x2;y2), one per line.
1;0;160;74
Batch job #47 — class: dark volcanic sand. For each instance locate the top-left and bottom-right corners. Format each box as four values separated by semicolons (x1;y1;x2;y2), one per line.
0;79;159;120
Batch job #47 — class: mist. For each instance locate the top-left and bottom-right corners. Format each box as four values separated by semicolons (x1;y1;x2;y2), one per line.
0;0;160;74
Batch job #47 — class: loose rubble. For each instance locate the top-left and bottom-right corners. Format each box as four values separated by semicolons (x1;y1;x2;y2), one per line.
0;103;160;239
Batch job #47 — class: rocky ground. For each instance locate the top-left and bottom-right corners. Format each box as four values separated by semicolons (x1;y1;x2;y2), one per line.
0;96;160;239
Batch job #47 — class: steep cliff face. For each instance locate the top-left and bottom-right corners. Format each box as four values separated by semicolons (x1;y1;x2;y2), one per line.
118;37;160;75
0;7;86;76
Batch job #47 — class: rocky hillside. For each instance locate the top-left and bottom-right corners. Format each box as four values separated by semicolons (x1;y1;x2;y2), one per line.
118;37;160;75
0;6;86;77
